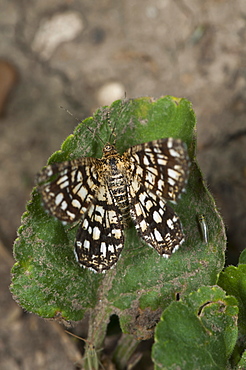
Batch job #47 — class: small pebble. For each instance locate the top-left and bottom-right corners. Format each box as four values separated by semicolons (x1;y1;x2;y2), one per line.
32;12;84;60
97;82;125;106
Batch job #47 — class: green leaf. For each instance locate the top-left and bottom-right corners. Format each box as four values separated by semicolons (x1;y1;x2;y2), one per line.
152;286;238;370
218;262;246;366
236;350;246;369
11;97;226;347
239;249;246;265
218;265;246;335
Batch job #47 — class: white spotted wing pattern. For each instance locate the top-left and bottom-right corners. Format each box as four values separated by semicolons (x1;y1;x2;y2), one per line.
36;138;189;272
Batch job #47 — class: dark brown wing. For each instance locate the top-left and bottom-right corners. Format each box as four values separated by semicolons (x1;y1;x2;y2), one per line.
125;138;189;202
36;157;101;222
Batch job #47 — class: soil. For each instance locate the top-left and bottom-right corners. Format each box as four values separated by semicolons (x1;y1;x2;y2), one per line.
0;1;246;369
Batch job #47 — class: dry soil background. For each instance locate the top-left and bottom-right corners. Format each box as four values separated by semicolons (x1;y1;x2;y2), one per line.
0;1;246;369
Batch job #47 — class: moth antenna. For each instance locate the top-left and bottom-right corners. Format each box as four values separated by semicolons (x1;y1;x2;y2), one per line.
60;105;105;145
59;106;81;124
107;113;115;144
107;97;127;144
